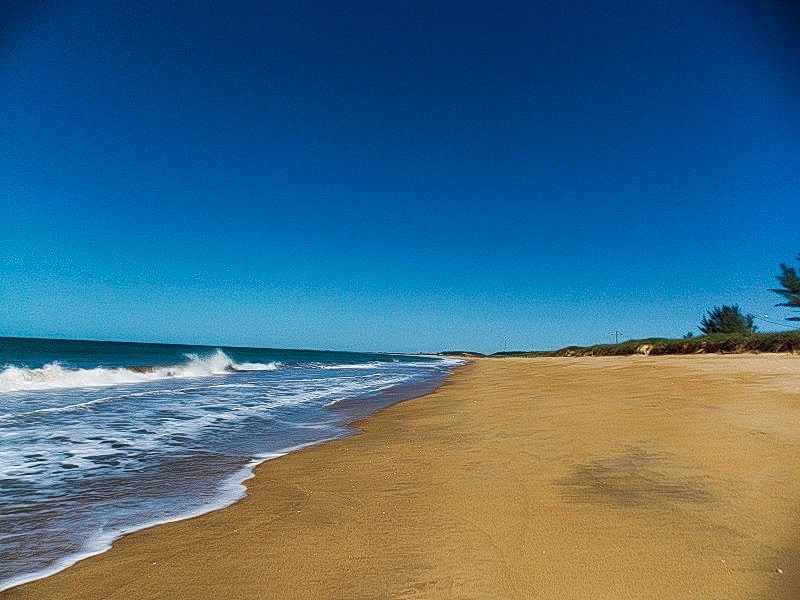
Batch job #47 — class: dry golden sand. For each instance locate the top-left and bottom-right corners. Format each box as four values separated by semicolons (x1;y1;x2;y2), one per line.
5;355;800;599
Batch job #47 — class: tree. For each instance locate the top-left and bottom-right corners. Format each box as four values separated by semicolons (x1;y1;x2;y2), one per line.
699;305;757;335
771;254;800;321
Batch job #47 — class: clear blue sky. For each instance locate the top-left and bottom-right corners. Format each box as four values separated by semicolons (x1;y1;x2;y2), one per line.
1;1;799;353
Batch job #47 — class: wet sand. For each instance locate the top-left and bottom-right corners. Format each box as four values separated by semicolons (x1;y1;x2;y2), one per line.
5;355;800;599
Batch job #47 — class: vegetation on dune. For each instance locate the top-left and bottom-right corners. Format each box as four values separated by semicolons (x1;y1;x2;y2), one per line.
492;331;800;357
698;305;756;335
437;332;800;358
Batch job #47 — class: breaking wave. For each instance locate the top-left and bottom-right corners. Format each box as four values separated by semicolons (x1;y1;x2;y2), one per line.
0;350;279;393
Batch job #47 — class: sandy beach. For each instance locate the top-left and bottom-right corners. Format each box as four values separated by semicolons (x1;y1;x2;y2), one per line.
5;355;800;599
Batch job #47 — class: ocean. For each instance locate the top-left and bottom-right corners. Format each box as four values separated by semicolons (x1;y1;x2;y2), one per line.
0;337;462;591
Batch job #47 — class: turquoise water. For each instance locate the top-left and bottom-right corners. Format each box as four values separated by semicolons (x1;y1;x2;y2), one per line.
0;337;461;591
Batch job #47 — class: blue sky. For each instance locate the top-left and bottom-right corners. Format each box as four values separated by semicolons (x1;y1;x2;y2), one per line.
1;1;799;353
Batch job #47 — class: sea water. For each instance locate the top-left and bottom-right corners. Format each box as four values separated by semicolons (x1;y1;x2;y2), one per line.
0;337;462;591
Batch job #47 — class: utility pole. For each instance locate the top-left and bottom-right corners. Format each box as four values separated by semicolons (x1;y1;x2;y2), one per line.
611;330;623;344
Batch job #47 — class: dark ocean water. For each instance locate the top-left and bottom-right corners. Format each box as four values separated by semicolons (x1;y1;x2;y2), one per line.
0;337;462;591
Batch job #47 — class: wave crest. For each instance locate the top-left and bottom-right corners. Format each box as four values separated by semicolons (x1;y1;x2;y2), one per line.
0;350;279;393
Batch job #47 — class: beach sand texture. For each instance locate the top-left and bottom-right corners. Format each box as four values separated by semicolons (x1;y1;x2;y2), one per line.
5;355;800;599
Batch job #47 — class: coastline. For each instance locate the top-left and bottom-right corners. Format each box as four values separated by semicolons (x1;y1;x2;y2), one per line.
0;359;456;593
5;355;800;598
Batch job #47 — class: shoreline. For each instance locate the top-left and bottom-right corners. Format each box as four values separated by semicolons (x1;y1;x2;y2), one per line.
5;355;800;598
0;446;305;593
0;363;457;594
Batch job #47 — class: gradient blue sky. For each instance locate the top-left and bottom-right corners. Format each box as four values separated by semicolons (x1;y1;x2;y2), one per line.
2;1;799;353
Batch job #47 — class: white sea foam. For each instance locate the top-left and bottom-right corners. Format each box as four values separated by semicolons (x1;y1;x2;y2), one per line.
0;350;279;393
233;362;280;371
316;358;464;371
317;361;388;370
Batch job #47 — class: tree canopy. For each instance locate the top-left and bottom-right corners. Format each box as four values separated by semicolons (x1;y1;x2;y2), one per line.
699;305;756;335
772;254;800;321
